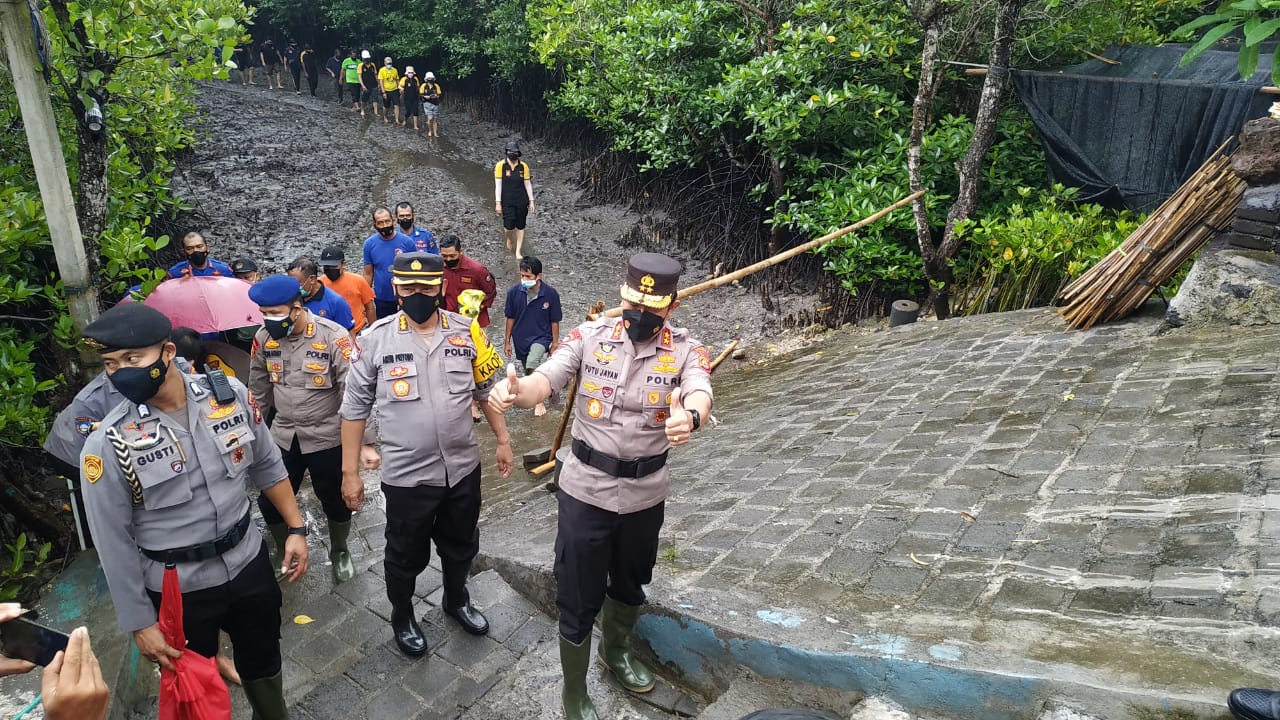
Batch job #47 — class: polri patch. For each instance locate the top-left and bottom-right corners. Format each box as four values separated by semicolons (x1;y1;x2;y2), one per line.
83;455;104;484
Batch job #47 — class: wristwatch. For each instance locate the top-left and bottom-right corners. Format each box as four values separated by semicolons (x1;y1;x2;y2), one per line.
287;526;308;537
688;408;701;431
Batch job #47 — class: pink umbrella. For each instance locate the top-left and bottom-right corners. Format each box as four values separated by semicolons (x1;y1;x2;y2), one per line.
142;276;263;333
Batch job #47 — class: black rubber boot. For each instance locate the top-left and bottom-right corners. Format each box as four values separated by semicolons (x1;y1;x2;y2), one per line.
596;596;654;693
560;635;599;720
242;671;288;720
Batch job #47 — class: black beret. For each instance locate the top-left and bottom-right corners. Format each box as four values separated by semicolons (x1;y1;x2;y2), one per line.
230;258;259;274
82;304;173;352
392;252;443;285
621;252;682;309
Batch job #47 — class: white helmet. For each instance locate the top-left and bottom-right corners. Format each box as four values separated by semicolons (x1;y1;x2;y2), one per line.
361;50;371;60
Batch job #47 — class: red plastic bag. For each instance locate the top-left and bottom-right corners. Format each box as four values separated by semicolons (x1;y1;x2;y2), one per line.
157;566;232;720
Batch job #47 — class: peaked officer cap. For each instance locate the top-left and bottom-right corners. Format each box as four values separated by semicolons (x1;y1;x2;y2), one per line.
392;251;444;285
620;252;681;310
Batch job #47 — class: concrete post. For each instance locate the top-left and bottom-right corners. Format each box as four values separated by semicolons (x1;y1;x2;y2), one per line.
0;0;100;334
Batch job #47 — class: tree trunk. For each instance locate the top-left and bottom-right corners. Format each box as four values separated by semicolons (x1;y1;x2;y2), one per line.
76;126;108;265
907;0;949;318
930;0;1029;319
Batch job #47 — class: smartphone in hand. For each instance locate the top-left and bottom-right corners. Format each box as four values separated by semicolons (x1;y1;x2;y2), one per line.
0;615;70;666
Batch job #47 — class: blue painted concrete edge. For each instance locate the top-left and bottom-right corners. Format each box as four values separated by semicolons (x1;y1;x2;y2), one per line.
637;612;1042;720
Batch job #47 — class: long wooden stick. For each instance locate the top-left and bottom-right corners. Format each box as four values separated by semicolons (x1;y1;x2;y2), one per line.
709;339;739;372
603;189;927;317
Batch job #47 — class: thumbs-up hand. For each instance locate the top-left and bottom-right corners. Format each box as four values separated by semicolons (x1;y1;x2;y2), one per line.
664;387;693;446
488;363;522;413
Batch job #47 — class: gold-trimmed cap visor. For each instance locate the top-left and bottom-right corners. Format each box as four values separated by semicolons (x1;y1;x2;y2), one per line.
391;251;445;285
621;252;681;309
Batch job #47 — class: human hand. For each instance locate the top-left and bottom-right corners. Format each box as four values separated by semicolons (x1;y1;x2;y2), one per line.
342;470;366;511
494;202;501;215
360;444;381;470
664;388;693;446
132;623;182;672
281;534;308;582
496;441;513;479
41;627;109;720
528;202;536;215
503;339;513;357
488;363;521;413
0;603;36;677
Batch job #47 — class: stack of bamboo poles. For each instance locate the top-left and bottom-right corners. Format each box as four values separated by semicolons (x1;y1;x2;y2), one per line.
1057;142;1246;330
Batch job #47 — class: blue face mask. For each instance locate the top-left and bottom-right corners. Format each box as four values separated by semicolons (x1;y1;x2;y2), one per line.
520;279;536;289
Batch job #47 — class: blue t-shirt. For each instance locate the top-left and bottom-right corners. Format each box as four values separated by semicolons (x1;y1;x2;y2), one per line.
504;281;562;357
167;258;234;279
304;285;355;330
404;226;438;255
362;231;416;301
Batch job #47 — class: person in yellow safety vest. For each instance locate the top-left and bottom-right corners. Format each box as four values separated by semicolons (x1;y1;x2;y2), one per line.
378;58;402;126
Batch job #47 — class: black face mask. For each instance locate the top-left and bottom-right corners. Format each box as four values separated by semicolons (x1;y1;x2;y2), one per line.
376;225;396;238
400;293;439;323
622;309;664;344
397;218;414;230
443;257;461;269
263;311;296;340
506;152;519;162
189;251;209;266
323;267;342;281
109;353;170;405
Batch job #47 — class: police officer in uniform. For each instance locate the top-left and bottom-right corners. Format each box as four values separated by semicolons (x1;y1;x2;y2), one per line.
489;253;713;720
248;275;360;582
340;252;514;656
77;304;308;720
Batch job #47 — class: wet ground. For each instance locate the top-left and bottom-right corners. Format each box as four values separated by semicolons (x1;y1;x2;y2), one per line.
175;80;818;357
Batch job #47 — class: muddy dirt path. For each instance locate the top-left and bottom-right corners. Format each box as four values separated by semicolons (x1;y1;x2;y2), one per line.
173;81;819;355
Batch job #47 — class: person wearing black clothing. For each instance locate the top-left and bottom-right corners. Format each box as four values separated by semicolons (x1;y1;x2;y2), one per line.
259;38;283;90
300;45;319;96
284;41;302;95
326;49;344;103
359;53;380;118
400;67;423;133
232;46;251;85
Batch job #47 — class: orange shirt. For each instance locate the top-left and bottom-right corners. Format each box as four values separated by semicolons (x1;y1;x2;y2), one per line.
321;271;376;333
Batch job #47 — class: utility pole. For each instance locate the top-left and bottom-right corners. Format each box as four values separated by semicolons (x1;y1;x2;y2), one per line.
0;0;99;334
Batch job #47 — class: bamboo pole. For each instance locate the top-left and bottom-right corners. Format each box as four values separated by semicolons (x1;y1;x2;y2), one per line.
601;190;927;318
709;339;739;372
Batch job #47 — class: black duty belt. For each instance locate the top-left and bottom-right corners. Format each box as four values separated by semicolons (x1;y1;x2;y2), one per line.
141;511;252;565
571;439;668;478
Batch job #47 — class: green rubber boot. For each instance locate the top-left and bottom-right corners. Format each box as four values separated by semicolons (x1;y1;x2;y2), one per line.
560;635;599;720
596;597;654;693
242;671;288;720
327;520;355;583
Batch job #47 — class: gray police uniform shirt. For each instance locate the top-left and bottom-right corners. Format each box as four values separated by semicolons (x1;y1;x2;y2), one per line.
80;375;287;633
43;358;194;468
340;310;503;488
534;317;713;514
248;314;355;453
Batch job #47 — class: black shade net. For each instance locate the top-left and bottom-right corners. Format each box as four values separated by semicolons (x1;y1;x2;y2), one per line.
1011;44;1273;212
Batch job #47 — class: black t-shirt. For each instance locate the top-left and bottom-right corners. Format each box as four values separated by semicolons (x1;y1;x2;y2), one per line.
496;160;532;206
259;42;278;64
360;61;378;87
284;45;301;66
401;76;421;102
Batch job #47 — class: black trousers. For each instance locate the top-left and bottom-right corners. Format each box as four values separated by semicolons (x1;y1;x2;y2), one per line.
307;70;319;95
382;464;482;614
146;542;282;680
258;436;351;524
289;63;302;91
554;492;665;643
375;299;399;322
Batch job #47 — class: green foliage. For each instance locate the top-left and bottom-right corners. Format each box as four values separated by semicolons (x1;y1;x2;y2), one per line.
0;534;53;603
0;0;250;449
1173;0;1280;84
950;186;1140;315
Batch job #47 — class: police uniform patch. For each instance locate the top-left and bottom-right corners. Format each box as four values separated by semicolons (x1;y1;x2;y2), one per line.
270;372;281;383
648;391;661;405
83;455;103;484
694;345;711;371
665;391;674;404
312;375;326;386
593;343;617;365
207;400;239;419
610;322;624;341
305;363;326;371
661;328;674;348
268;362;283;372
582;381;601;393
392;379;412;397
657;354;676;363
305;322;316;336
265;339;280;350
447;336;468;347
601;387;613;399
224;433;240;448
651;363;679;374
655;410;669;423
389;365;409;377
247;392;264;424
232;447;246;464
398;315;409;332
74;417;94;437
336;336;356;362
170;460;185;473
311;342;328;350
251;338;261;357
586;398;603;418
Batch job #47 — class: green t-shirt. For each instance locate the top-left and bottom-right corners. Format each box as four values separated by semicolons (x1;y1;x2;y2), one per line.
342;58;360;84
